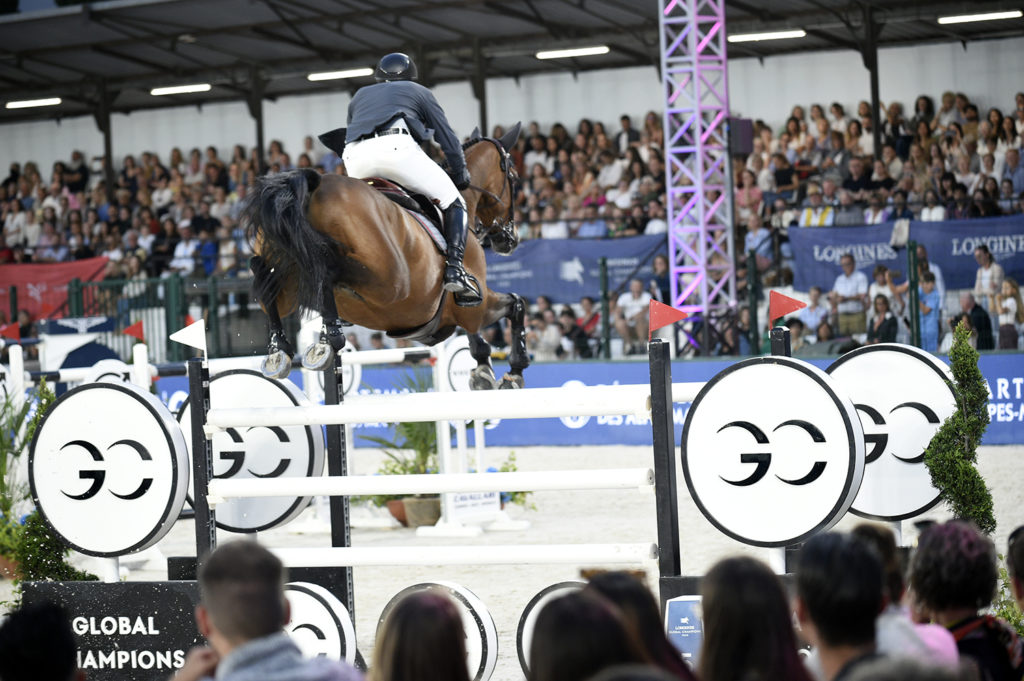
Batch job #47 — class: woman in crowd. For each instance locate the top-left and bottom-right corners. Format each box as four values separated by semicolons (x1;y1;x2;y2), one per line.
586;572;695;681
867;294;898;344
370;590;470;681
993;278;1024;350
910;95;936;132
998;116;1020;153
529;591;647;681
699;556;814;681
846;119;866;155
910;520;1024;681
734;168;763;223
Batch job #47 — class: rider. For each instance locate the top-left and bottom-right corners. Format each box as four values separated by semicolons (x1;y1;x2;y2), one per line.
342;52;481;306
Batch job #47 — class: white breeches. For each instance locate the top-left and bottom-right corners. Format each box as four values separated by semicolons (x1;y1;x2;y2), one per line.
343;131;464;209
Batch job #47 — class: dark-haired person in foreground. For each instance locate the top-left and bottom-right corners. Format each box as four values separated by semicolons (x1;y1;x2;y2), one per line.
0;600;83;681
795;532;884;681
910;520;1024;681
1007;525;1024;612
173;541;361;681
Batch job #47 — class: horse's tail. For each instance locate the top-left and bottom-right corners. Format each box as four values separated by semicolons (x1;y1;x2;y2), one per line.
242;168;336;312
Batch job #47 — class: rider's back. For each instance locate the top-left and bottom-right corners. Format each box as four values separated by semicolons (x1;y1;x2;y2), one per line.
345;81;461;163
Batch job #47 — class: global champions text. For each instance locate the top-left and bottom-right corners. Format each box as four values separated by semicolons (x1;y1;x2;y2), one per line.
72;616;186;671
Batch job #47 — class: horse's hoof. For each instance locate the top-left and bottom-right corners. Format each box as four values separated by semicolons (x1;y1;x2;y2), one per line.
469;366;498;390
301;343;333;371
498;373;524;390
261;351;292;379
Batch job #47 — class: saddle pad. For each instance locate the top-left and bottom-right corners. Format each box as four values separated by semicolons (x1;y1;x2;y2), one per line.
361;177;446;254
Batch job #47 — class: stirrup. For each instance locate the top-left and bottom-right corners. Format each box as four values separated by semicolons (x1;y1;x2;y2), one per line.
443;266;483;307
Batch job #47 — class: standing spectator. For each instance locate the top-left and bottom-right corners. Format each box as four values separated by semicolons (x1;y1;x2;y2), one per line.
993;278;1024;350
867;294;898;344
614;278;652;355
173;541;360;681
699;557;814;681
909;521;1024;681
799;285;829;334
917;244;946;304
796;532;884;681
371;591;469;681
973;244;1004;312
648;254;671;303
828;253;869;335
918;271;940;352
960;293;995;351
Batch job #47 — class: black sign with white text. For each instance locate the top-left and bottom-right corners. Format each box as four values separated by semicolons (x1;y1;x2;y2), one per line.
23;581;202;681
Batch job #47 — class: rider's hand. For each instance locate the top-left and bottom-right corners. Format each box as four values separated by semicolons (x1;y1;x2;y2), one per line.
451;167;471;191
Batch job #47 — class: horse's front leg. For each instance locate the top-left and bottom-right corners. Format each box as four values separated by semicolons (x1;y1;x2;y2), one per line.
301;286;347;371
251;255;294;379
500;293;529;389
467;332;498;390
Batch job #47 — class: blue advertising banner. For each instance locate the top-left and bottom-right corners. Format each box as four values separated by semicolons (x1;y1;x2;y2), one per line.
789;217;1024;292
154;352;1024;447
484;234;666;305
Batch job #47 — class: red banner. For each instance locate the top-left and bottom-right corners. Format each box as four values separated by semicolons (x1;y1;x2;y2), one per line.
0;257;109;321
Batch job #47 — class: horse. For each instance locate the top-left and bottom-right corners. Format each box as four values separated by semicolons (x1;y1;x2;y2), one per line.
241;124;530;390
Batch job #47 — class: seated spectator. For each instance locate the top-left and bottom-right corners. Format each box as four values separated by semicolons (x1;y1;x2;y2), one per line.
920;189;947;221
871;160;897;195
835;190;865;226
539;204;569;239
559;308;592;358
586;572;695;681
575;204;607;238
163;224;199;278
993;278;1024;350
795;532;884;681
939;313;976;353
1004;148;1024;195
880;143;903;178
770;153;798;203
734;168;763;223
889;189;914;220
798;185;835;227
742;214;773;272
173;541;360;681
699;557;813;681
528;591;647;681
577;295;601;339
910;521;1024;681
863;192;890;224
997;178;1017;214
842;157;872;201
614;278;652;355
828;253;869;335
799;285;829;334
644;201;667;234
648;254;671;303
867;294;897;344
0;600;83;681
372;590;470;681
526;311;562;361
786;317;807;353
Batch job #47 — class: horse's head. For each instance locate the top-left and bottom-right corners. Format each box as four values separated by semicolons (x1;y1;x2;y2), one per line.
464;122;521;255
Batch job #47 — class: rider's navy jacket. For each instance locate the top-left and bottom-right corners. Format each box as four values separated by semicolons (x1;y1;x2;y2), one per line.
344;80;467;175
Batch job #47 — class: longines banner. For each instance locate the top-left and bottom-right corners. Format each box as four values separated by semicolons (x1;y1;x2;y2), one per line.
483;234;665;305
154;353;1024;447
788;216;1024;292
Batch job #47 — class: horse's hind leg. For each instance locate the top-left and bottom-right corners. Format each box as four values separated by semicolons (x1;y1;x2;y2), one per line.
301;288;347;371
251;255;294;379
467;333;498;390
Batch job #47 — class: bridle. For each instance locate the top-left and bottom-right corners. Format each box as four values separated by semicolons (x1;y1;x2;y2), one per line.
464;136;518;236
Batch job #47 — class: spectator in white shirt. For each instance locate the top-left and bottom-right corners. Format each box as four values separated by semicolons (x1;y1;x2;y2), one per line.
539;204;568;240
919;190;946;222
828;252;869;335
614;278;652;355
798;286;829;335
164;224;199;277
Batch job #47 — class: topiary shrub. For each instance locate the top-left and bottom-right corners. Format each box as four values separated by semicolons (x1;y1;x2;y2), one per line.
14;512;97;583
923;320;996;534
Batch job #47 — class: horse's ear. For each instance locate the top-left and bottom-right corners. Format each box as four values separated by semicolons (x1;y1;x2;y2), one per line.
470;126;481;140
498;122;522;152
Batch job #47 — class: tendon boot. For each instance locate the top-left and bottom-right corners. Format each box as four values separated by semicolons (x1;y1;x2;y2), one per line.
442;202;483;307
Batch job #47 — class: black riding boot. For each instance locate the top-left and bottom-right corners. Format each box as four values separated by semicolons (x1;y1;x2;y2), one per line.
442;202;483;307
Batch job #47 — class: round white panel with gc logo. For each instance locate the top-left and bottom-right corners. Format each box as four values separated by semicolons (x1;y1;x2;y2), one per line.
827;343;955;520
178;370;325;533
682;356;865;547
29;382;189;557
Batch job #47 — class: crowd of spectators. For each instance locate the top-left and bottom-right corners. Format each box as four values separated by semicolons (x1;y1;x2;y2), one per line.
3;521;1024;681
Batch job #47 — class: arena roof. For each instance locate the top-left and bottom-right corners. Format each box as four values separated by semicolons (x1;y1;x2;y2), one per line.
0;0;1022;124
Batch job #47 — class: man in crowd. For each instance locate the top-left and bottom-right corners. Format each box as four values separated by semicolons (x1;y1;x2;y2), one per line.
796;532;884;681
1004;148;1024;196
829;253;869;335
615;114;641;153
799;185;835;227
614;278;652;355
174;541;361;681
842;157;872;202
960;292;994;350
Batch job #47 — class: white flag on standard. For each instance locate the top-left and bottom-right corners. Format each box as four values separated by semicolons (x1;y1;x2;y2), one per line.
169;318;207;357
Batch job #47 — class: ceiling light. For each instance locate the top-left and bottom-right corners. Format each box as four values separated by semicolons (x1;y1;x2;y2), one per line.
937;10;1022;24
150;83;211;96
536;45;610;60
307;68;374;81
728;29;807;43
5;97;62;109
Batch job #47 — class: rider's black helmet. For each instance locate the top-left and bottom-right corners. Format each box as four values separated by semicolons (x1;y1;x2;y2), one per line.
374;53;418;83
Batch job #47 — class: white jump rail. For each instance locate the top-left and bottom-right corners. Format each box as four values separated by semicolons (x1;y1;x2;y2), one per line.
205;381;705;429
270;543;659;567
207;468;654;504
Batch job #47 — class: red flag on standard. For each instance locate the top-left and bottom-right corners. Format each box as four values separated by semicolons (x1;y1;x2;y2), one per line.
768;290;806;324
648;300;688;341
123;320;145;341
0;323;19;341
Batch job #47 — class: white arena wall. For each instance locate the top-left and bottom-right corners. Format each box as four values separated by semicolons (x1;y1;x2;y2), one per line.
3;35;1023;177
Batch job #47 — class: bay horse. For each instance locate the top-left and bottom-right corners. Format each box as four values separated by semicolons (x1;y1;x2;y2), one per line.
241;124;529;389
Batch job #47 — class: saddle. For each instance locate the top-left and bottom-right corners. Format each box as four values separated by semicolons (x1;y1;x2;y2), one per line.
362;178;447;254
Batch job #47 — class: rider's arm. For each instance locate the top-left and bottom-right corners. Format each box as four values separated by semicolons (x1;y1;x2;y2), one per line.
418;88;467;174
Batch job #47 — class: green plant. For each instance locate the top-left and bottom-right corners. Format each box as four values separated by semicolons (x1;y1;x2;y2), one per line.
0;516;24;558
994;557;1024;637
923;321;996;534
13;511;97;584
495;452;536;510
